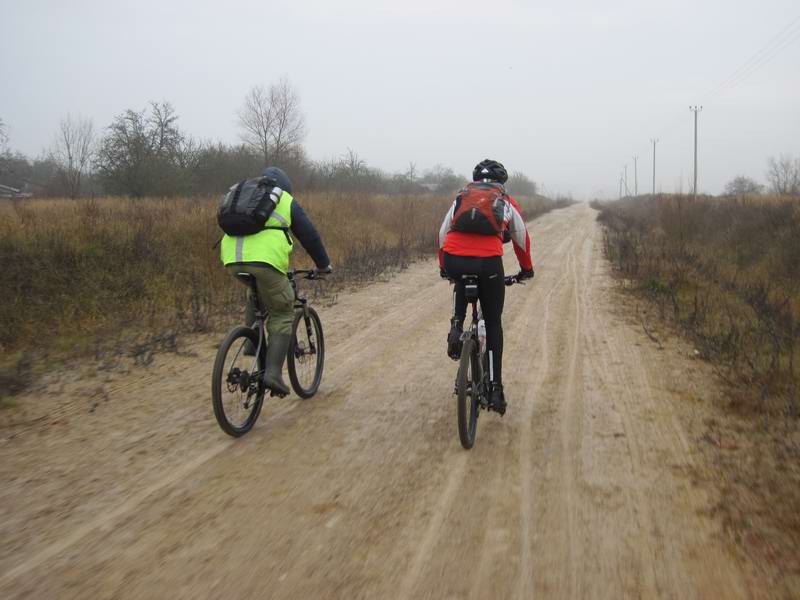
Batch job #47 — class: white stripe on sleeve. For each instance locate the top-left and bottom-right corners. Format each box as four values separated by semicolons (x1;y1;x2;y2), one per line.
438;202;456;249
507;203;528;248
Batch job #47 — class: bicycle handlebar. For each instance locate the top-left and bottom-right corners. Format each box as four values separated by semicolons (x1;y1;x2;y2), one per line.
290;267;331;281
445;275;524;286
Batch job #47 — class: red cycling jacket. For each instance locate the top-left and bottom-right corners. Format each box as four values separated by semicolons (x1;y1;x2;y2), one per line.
437;192;533;271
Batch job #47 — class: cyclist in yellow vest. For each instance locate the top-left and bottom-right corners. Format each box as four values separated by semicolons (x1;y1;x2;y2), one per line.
221;167;332;395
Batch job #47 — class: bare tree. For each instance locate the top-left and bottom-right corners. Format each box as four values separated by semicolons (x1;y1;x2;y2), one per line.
238;76;305;165
51;114;95;198
405;161;417;184
95;102;188;197
149;101;183;158
723;175;763;197
421;164;464;194
269;76;305;163
507;171;538;197
341;148;366;178
766;154;800;196
238;85;274;163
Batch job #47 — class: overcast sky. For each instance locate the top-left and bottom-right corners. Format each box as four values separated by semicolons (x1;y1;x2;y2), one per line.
2;0;798;197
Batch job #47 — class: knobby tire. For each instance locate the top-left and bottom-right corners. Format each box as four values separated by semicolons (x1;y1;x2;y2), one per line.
457;336;479;449
287;306;325;399
212;326;265;437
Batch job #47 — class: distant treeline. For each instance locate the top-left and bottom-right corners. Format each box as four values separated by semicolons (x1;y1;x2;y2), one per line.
0;85;540;199
0;141;542;199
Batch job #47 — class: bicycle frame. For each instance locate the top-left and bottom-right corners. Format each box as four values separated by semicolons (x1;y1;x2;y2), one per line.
458;276;490;408
236;269;319;368
450;271;523;447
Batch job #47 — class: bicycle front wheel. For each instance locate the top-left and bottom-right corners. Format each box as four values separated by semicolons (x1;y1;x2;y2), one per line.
457;336;479;449
211;326;265;437
288;306;325;398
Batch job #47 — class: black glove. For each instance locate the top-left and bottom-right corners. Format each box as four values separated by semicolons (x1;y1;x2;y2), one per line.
314;265;333;276
440;268;449;280
517;268;535;281
502;230;512;244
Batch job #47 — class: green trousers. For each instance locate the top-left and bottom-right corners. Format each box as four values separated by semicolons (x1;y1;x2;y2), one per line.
226;264;295;336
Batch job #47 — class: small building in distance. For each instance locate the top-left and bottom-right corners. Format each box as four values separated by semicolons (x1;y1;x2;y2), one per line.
0;183;33;199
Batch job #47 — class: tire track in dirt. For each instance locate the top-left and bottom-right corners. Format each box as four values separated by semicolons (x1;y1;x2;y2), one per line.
511;235;577;599
0;204;765;599
402;228;573;600
395;211;590;599
0;262;447;589
0;441;231;587
396;452;468;600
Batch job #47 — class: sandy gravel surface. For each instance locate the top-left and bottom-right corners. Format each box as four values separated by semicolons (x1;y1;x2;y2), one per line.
0;204;764;598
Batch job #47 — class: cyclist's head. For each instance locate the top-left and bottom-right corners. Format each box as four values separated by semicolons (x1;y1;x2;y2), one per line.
262;167;293;194
472;159;508;184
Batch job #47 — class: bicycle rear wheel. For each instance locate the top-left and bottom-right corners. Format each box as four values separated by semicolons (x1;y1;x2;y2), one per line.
457;336;479;449
287;306;325;398
211;326;265;437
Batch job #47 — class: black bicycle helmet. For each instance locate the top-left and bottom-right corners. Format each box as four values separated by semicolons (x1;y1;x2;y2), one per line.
261;166;293;194
472;159;508;184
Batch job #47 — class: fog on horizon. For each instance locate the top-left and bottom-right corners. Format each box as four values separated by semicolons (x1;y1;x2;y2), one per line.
1;0;798;198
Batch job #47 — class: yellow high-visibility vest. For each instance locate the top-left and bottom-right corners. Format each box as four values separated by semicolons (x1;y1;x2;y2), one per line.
220;191;294;273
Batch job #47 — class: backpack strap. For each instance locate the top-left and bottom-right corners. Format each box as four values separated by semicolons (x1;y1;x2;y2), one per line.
229;180;246;212
263;225;293;246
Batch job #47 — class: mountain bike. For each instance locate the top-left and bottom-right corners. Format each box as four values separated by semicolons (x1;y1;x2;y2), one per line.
454;274;522;449
212;268;326;437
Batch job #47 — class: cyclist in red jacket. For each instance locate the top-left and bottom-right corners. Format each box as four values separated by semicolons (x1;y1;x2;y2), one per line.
437;159;534;415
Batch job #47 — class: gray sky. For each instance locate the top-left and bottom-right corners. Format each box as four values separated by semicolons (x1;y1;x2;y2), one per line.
2;0;799;197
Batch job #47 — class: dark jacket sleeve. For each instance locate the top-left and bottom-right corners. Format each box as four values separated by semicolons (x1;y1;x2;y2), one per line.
290;200;331;269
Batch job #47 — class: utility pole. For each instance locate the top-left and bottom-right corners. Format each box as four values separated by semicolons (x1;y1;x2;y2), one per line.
633;156;638;196
650;138;658;195
623;164;629;196
689;106;703;199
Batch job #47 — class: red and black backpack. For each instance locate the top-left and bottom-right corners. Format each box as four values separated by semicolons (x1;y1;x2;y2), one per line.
449;182;507;236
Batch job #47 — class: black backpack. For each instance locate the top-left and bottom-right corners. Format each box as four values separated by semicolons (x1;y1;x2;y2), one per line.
217;176;283;237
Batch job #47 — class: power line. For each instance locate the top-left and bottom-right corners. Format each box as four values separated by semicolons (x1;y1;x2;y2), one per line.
702;15;800;103
621;16;799;194
718;29;800;95
640;17;800;151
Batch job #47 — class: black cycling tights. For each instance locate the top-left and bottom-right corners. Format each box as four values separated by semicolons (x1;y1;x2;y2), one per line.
444;253;505;385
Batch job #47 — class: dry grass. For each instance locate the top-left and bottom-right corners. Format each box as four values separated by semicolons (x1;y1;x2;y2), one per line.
596;194;800;414
0;192;565;394
595;193;800;587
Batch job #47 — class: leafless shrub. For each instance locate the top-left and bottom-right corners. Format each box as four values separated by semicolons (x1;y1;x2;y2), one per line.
723;175;763;197
597;193;800;415
0;353;32;399
130;332;179;367
766;155;800;196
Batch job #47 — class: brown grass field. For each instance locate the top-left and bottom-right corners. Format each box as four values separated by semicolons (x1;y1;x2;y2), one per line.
0;192;564;395
596;193;800;413
595;193;800;580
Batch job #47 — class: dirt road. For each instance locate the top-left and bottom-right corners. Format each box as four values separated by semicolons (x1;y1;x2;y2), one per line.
1;204;762;598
